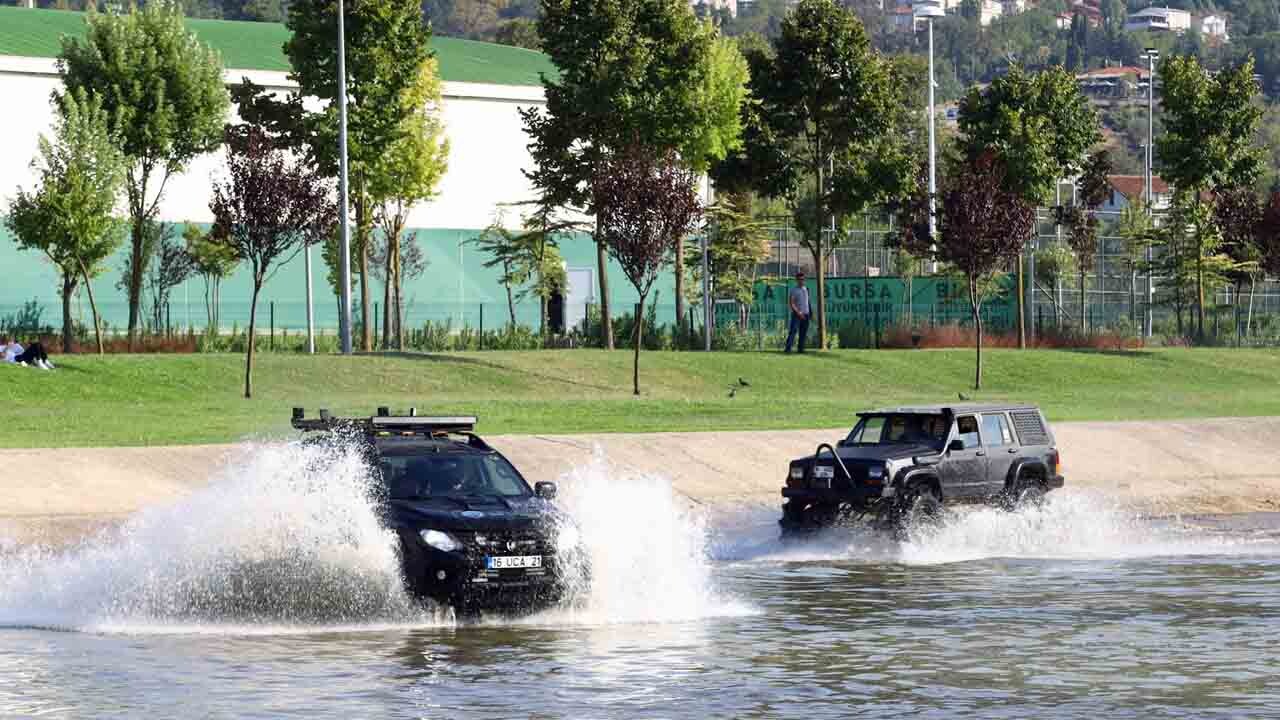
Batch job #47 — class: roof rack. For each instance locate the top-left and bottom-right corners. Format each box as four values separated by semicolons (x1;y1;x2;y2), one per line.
291;407;478;435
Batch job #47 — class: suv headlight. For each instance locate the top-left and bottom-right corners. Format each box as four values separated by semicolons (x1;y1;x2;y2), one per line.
789;465;804;480
419;529;461;552
867;465;885;479
556;525;581;553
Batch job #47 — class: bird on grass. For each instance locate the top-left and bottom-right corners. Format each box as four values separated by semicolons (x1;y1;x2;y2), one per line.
958;392;971;401
738;378;750;388
728;388;737;399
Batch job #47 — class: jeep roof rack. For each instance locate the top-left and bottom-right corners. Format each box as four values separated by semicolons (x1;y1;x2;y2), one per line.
291;407;478;435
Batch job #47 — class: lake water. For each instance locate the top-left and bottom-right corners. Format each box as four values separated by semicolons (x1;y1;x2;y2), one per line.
2;444;1278;718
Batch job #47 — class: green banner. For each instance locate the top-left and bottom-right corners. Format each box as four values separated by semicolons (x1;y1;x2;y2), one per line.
721;275;1018;329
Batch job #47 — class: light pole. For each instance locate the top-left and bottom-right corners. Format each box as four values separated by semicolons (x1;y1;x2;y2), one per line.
337;0;354;355
1143;47;1159;339
914;1;944;278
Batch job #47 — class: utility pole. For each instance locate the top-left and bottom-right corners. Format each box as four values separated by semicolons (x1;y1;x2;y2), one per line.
337;0;354;355
915;1;944;275
703;182;713;351
304;242;315;354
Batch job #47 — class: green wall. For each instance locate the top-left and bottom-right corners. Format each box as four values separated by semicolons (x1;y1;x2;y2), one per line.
0;225;673;334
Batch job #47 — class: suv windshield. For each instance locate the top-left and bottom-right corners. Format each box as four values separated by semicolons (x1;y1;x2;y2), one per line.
379;452;532;499
846;414;948;450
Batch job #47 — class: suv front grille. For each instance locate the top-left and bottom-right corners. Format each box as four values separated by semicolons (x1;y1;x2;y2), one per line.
458;531;554;556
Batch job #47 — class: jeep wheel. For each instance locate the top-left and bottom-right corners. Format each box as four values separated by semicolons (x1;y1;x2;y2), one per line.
886;485;942;538
1012;481;1047;510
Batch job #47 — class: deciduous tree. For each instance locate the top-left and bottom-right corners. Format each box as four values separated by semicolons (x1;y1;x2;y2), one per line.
185;223;240;333
145;223;196;333
58;4;229;347
936;153;1036;390
593;147;701;395
958;64;1101;347
368;57;450;350
5;90;126;354
713;0;910;349
1157;55;1264;341
523;0;719;350
209;127;336;398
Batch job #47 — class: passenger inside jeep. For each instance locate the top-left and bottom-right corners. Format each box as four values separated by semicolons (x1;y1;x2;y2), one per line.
849;414;948;450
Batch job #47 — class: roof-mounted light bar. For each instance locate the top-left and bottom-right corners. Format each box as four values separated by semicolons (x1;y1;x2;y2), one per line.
291;408;477;434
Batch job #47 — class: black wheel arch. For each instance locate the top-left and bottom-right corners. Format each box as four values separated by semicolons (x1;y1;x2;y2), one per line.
897;468;942;501
1005;458;1049;492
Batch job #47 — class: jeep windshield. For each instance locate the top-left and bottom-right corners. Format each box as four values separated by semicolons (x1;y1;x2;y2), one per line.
844;413;948;451
378;452;533;500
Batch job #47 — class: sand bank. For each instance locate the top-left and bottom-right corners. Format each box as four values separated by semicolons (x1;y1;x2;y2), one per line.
3;418;1278;544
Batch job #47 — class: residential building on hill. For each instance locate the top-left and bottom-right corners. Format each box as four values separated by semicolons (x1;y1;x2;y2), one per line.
1099;175;1172;213
1201;14;1229;41
1125;7;1192;34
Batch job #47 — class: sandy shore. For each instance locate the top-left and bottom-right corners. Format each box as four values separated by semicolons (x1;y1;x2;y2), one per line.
3;417;1278;545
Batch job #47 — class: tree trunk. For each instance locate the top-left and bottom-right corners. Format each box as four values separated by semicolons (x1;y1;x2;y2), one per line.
394;236;404;351
969;277;983;391
1247;276;1257;338
675;237;685;342
1017;251;1027;349
505;260;517;327
383;235;394;351
1079;269;1087;334
1129;268;1137;328
61;274;77;353
77;261;104;355
540;295;548;341
1194;203;1205;343
127;217;145;349
633;292;645;396
357;193;372;352
245;284;259;399
595;218;613;350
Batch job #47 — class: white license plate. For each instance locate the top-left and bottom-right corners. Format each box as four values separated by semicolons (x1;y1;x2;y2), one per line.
813;465;835;479
486;555;543;570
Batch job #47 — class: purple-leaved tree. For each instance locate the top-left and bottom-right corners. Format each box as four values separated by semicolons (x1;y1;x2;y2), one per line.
210;126;336;398
592;147;702;395
937;153;1036;390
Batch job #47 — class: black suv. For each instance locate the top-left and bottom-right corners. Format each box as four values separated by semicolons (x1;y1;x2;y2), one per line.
293;408;588;614
780;404;1065;534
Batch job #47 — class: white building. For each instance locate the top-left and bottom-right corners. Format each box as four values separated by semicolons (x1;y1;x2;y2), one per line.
1201;14;1229;41
1124;7;1192;34
692;0;738;17
0;8;652;334
1098;175;1173;214
1001;0;1026;17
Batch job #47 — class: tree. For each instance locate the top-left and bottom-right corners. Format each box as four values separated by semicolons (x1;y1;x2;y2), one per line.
472;214;531;327
5;90;126;355
367;57;450;350
1213;186;1265;337
523;0;718;350
1116;196;1154;328
145;223;196;333
593;147;701;395
471;207;572;333
1259;192;1280;282
714;0;910;349
209;127;336;399
495;17;540;49
1054;150;1112;333
936;153;1036;390
1157;55;1264;341
185;224;239;333
284;0;435;351
687;191;771;329
1152;192;1234;338
957;64;1101;347
58;4;229;347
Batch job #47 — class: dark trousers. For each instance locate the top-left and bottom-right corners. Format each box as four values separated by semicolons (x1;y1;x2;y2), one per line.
785;312;810;353
15;343;47;365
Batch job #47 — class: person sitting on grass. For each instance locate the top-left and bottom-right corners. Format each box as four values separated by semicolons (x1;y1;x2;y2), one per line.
1;336;54;370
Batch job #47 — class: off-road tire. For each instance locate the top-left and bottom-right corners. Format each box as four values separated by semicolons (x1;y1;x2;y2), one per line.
1011;480;1047;510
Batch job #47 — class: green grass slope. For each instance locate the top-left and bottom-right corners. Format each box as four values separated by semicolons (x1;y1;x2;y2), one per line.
0;7;557;85
3;348;1279;448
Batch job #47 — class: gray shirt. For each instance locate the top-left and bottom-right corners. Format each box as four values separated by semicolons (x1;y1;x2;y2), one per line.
789;285;810;317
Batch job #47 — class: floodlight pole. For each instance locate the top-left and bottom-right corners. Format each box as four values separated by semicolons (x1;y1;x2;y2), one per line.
703;180;713;351
304;243;315;354
927;15;938;245
337;0;354;355
1144;48;1158;339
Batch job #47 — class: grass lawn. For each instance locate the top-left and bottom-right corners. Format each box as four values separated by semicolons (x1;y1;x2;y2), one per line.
3;348;1279;448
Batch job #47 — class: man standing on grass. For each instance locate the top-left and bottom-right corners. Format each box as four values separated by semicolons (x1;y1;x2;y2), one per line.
785;270;811;354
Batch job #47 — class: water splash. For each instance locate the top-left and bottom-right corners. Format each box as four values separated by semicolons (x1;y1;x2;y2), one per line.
521;450;755;626
0;441;440;633
712;491;1274;567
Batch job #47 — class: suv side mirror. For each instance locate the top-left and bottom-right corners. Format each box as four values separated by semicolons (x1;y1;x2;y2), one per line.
535;481;558;500
948;439;965;453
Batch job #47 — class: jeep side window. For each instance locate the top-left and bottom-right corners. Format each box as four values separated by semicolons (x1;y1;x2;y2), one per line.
955;416;981;450
981;413;1014;447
